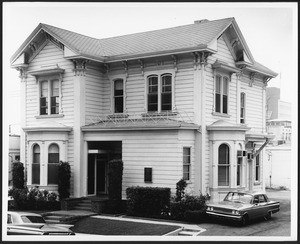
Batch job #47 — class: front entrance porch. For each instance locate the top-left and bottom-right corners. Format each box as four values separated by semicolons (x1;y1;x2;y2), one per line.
87;141;122;196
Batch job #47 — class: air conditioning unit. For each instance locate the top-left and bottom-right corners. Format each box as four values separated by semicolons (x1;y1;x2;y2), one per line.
237;150;247;157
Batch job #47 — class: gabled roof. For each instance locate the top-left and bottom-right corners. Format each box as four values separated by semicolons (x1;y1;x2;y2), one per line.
11;17;277;77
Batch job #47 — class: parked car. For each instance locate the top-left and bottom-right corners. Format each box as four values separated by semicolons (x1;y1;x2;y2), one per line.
206;191;280;226
7;211;75;235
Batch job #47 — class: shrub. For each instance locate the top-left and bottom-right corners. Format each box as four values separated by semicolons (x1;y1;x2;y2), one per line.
58;161;71;200
8;187;60;211
126;186;170;217
175;179;187;202
170;194;208;221
12;162;25;189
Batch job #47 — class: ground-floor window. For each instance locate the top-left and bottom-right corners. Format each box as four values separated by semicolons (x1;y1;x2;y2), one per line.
48;143;59;185
183;147;191;180
237;150;243;186
218;144;230;186
255;154;260;181
32;144;40;185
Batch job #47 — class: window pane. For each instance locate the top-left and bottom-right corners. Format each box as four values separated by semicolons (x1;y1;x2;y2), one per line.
223;78;228;95
241;93;245;107
148;94;158;111
215;94;221;113
40;97;48;115
51;80;59;97
32;164;40;184
223;95;228;114
219;144;229;164
114;79;123;91
41;81;48;97
161;93;172;111
48;153;59;164
216;76;221;93
114;96;123;113
162;75;172;92
183;147;190;156
50;96;59;114
148;76;158;94
48;164;59;184
144;168;152;183
218;166;229;186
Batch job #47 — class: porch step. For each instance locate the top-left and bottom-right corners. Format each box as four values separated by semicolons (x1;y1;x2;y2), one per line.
73;199;92;211
178;228;201;236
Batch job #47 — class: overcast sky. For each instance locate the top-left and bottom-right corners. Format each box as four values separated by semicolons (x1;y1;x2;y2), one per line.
3;2;298;130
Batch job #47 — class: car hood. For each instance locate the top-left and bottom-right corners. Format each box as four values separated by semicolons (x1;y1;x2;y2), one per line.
207;201;252;210
11;223;73;232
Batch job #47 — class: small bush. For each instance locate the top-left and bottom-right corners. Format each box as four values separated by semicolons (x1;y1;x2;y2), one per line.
58;161;71;200
175;179;187;202
12;162;25;189
126;186;170;217
170;194;208;221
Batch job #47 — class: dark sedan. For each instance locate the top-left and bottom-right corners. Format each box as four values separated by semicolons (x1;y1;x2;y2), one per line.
206;191;280;226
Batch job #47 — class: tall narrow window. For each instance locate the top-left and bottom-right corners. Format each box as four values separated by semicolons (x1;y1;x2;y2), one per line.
222;77;228;114
240;92;246;124
114;79;124;113
218;144;230;186
48;144;59;185
51;79;59;114
215;76;221;113
40;81;48;115
161;74;172;111
237;150;243;186
255;154;260;181
148;75;158;112
215;75;228;114
183;147;191;180
32;144;40;185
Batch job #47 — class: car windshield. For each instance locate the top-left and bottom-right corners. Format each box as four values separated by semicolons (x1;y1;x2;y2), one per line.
224;192;253;204
21;215;46;223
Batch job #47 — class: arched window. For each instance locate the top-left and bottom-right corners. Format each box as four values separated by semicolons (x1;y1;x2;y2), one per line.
218;144;230;186
48;144;59;185
32;144;40;184
237;144;243;186
161;74;172;111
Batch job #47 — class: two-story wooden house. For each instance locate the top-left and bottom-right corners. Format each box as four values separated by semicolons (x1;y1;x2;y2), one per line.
11;17;277;201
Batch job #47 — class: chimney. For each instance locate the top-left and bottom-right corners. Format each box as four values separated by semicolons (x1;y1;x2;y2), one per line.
194;19;209;24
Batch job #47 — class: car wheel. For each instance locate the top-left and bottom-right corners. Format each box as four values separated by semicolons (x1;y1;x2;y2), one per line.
264;211;272;221
240;215;249;227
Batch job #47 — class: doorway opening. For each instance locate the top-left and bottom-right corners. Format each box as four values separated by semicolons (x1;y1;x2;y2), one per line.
87;141;122;196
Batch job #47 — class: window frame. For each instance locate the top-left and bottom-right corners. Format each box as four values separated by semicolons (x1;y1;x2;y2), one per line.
214;74;229;115
47;143;60;185
113;79;124;113
109;75;127;114
183;147;191;181
237;150;243;187
218;143;230;187
255;154;260;182
240;92;246;124
144;70;175;113
32;144;41;185
36;74;63;117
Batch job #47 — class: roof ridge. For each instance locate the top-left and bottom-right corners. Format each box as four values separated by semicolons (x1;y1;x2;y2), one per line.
98;17;234;41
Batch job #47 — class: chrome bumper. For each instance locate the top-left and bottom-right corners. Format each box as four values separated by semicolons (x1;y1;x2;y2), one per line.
206;211;243;220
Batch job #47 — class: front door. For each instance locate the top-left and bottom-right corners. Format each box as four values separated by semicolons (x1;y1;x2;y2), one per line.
87;153;109;196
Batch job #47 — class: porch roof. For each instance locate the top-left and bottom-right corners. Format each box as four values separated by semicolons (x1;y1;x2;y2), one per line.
81;118;200;131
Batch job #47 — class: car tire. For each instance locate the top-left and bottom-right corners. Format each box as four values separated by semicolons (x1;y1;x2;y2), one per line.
240;215;249;227
264;211;272;221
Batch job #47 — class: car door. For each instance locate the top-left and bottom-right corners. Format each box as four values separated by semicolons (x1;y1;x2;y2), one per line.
258;194;268;217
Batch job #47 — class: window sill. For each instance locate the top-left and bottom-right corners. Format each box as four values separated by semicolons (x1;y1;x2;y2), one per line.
107;114;129;119
212;112;230;118
35;114;64;119
142;111;178;117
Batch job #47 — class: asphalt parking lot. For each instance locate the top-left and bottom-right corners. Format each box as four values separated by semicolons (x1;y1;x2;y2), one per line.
199;190;291;236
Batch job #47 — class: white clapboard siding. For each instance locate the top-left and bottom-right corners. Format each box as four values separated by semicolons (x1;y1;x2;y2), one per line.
215;36;236;66
126;74;146;113
85;129;196;196
26;41;75;127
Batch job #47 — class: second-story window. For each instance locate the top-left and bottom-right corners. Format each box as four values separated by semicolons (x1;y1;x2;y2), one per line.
183;147;191;181
148;75;159;112
215;75;228;114
240;92;246;124
114;79;124;113
40;79;60;115
147;73;172;112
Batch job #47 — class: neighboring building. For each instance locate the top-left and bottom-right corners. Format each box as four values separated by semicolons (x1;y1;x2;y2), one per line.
264;143;291;189
9;134;21;186
10;18;277;201
266;119;292;145
266;87;291;121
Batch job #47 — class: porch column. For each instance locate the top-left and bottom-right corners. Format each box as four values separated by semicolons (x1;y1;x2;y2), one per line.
72;59;87;197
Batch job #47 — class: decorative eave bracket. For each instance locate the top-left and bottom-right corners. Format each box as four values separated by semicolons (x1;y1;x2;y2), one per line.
249;72;257;87
122;60;128;77
138;59;144;75
171;54;178;73
14;64;29;82
72;59;89;76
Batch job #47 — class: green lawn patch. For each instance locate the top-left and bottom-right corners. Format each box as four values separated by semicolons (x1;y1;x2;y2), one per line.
71;217;180;235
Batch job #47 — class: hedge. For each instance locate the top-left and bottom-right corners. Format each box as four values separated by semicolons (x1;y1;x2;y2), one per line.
126;186;170;217
12;162;25;189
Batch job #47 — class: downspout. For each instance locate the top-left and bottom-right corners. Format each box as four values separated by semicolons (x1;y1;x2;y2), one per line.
253;137;271;157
